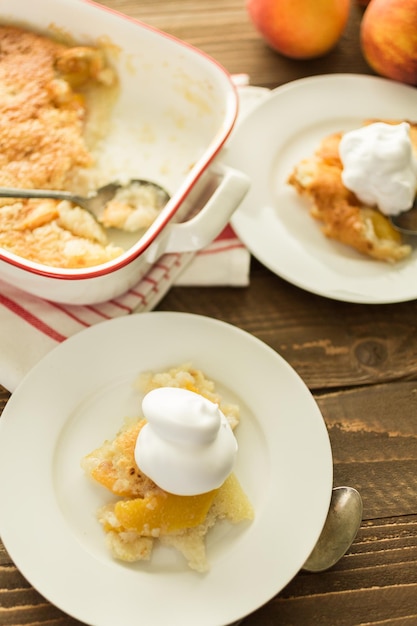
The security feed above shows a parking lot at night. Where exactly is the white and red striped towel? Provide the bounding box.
[0,224,250,392]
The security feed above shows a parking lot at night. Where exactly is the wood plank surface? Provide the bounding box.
[158,260,417,390]
[1,0,417,625]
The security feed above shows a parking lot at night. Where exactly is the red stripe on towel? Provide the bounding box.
[198,241,245,255]
[48,301,92,327]
[84,305,113,320]
[215,224,237,241]
[0,294,67,342]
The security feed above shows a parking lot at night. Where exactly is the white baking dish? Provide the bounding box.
[0,0,249,304]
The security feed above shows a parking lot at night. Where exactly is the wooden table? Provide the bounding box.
[1,1,417,624]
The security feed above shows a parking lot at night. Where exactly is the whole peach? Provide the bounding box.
[360,0,417,85]
[246,0,351,59]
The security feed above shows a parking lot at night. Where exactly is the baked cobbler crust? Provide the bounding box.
[0,26,124,268]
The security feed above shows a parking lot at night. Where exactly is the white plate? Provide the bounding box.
[0,312,332,626]
[226,74,417,304]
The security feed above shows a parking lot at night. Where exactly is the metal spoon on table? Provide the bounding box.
[229,487,362,626]
[389,197,417,235]
[0,179,170,222]
[302,485,363,573]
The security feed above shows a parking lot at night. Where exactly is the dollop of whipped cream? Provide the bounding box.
[339,122,417,216]
[134,387,238,496]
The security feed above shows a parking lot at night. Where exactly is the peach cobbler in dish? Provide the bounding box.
[0,26,167,269]
[81,364,254,573]
[288,120,417,263]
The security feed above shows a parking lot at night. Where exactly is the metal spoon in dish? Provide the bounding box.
[302,486,363,573]
[0,179,170,225]
[389,197,417,235]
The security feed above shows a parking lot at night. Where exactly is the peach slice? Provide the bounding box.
[113,488,218,535]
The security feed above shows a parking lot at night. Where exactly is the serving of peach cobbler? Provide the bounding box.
[81,364,254,573]
[288,119,417,263]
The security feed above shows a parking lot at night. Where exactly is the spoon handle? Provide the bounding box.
[389,199,417,235]
[0,187,82,204]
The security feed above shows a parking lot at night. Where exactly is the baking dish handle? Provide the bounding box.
[146,164,250,262]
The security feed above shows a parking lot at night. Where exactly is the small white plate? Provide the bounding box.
[226,74,417,304]
[0,312,332,626]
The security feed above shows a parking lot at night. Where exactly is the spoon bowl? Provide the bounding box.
[302,486,363,573]
[0,179,170,226]
[389,197,417,235]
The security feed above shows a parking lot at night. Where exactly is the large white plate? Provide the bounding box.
[0,313,332,626]
[227,74,417,304]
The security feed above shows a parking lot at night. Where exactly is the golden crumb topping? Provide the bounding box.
[0,25,123,268]
[0,26,95,189]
